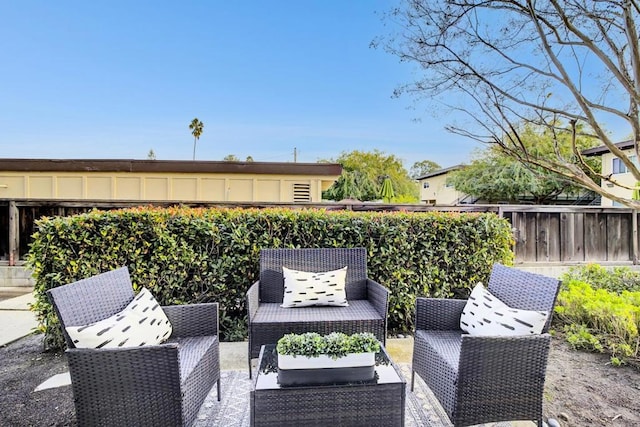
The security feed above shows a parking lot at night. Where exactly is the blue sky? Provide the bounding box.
[1,1,490,168]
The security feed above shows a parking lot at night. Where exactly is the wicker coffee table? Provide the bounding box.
[250,344,406,427]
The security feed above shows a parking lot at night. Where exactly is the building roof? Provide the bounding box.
[416,165,464,180]
[0,159,342,175]
[581,140,635,156]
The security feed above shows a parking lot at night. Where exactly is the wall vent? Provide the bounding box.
[293,183,311,202]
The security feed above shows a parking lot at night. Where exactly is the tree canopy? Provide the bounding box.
[189,118,203,161]
[322,150,419,202]
[410,160,441,179]
[378,0,640,207]
[223,154,240,161]
[452,124,600,203]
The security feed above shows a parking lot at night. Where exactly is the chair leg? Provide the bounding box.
[217,379,221,401]
[248,356,252,379]
[411,370,415,391]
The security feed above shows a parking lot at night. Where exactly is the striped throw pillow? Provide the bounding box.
[460,283,549,336]
[281,266,348,307]
[66,287,172,348]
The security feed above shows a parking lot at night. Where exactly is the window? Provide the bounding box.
[292,183,311,202]
[423,182,430,189]
[612,155,638,174]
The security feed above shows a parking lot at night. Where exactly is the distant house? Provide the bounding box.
[582,140,638,206]
[416,163,597,206]
[416,165,466,205]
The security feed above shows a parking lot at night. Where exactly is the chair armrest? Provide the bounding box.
[458,333,552,389]
[163,303,219,338]
[66,345,182,406]
[415,297,466,331]
[366,278,389,319]
[246,281,260,321]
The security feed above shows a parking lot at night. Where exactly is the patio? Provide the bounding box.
[2,287,638,426]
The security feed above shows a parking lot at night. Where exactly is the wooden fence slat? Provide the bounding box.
[584,213,608,261]
[607,213,632,261]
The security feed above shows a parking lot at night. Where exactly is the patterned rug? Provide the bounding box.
[193,364,515,426]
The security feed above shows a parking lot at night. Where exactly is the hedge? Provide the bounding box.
[27,206,514,350]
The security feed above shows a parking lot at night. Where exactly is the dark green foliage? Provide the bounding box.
[27,207,513,350]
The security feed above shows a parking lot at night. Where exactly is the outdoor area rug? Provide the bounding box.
[193,364,515,427]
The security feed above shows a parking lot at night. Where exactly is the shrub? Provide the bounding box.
[560,263,640,293]
[27,206,513,350]
[555,278,640,366]
[276,332,381,359]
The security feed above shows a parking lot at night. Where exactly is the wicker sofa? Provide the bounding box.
[411,263,561,427]
[246,247,389,378]
[46,267,220,427]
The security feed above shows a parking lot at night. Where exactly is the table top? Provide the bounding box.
[254,344,405,391]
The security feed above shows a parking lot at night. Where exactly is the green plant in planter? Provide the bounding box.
[277,332,381,360]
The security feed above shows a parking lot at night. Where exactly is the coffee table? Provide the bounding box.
[250,344,406,426]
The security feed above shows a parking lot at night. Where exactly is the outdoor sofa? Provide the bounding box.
[246,247,389,377]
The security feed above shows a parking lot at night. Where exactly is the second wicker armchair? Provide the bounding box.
[411,263,561,427]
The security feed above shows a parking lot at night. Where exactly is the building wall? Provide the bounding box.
[0,171,337,203]
[600,149,638,206]
[419,173,463,205]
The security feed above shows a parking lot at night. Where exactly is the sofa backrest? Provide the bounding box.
[259,248,368,303]
[46,266,135,348]
[487,263,561,333]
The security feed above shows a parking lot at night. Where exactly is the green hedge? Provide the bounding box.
[27,206,514,350]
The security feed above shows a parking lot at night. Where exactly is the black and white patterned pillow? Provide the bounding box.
[66,287,173,348]
[460,283,549,336]
[281,266,349,308]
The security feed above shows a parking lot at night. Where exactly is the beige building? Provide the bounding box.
[0,158,342,265]
[0,159,341,203]
[583,141,638,206]
[417,165,465,205]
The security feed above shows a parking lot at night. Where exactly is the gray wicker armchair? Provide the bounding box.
[246,247,389,378]
[411,263,561,427]
[46,267,221,427]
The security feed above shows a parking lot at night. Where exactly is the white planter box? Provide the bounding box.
[278,352,375,370]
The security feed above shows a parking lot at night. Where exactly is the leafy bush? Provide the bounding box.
[27,206,513,350]
[276,332,381,359]
[555,279,640,366]
[560,263,640,293]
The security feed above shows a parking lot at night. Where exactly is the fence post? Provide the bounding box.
[633,210,638,265]
[9,201,19,266]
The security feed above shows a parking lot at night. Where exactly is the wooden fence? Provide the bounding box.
[1,199,637,265]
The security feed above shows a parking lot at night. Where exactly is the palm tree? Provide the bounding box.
[189,118,204,160]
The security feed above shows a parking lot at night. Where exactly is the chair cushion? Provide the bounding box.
[66,287,172,348]
[255,299,380,323]
[460,283,549,336]
[281,266,348,307]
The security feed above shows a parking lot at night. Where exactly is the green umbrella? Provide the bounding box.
[380,177,395,203]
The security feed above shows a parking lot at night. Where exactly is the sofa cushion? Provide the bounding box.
[460,283,549,336]
[255,300,381,323]
[281,266,348,307]
[66,287,172,348]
